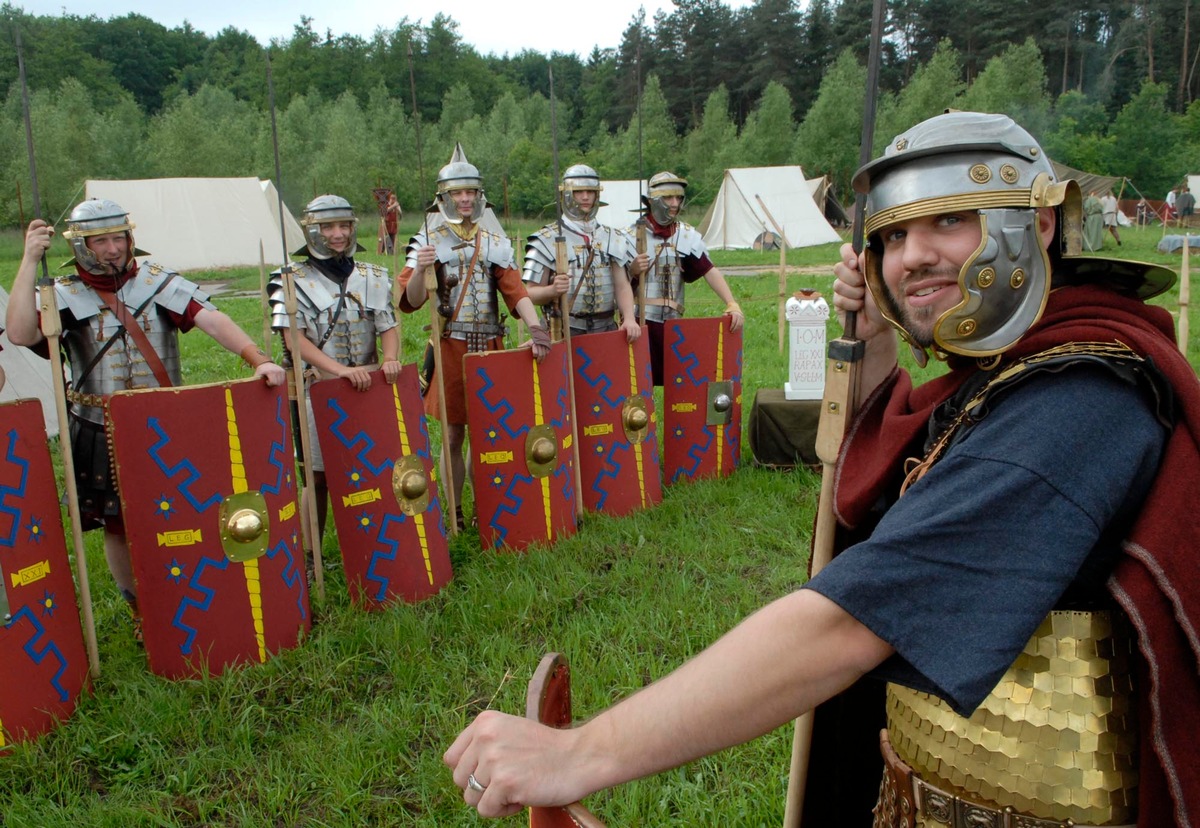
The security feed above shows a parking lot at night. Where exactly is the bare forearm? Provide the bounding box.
[577,590,889,790]
[6,255,44,345]
[703,267,736,306]
[194,308,255,355]
[613,266,636,321]
[514,297,543,330]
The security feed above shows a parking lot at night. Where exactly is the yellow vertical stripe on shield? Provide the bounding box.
[627,341,647,508]
[0,715,6,748]
[716,325,725,476]
[531,360,553,540]
[392,382,434,585]
[226,388,267,663]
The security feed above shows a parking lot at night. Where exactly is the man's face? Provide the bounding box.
[662,194,683,219]
[451,189,478,219]
[877,211,981,347]
[573,190,598,212]
[318,220,354,254]
[85,231,130,275]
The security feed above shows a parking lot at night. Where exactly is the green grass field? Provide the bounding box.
[0,218,1196,826]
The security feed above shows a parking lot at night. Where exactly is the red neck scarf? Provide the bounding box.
[74,260,137,293]
[836,285,1200,827]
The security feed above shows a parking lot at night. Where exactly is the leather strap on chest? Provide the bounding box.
[96,289,175,388]
[73,272,178,389]
[445,232,484,333]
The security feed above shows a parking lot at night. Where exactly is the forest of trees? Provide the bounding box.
[2,0,1200,227]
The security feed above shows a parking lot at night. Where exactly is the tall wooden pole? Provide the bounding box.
[781,0,886,823]
[1180,238,1191,355]
[16,30,100,678]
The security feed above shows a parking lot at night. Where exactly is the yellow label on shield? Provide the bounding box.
[672,402,698,413]
[583,423,613,437]
[342,488,381,507]
[157,529,203,547]
[480,450,514,465]
[10,560,51,588]
[279,501,296,521]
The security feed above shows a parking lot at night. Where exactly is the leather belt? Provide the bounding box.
[642,297,682,312]
[66,389,109,410]
[874,729,1134,828]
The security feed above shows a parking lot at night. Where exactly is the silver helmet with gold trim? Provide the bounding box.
[560,164,604,222]
[853,111,1172,365]
[62,199,137,275]
[300,194,358,260]
[645,171,687,225]
[435,143,486,225]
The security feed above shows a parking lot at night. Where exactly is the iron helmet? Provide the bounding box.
[560,164,604,222]
[299,194,358,260]
[853,111,1173,366]
[435,143,486,225]
[645,171,687,225]
[62,199,137,275]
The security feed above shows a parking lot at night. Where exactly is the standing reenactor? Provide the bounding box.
[397,146,550,528]
[6,200,285,641]
[628,171,744,385]
[268,194,400,544]
[523,164,640,343]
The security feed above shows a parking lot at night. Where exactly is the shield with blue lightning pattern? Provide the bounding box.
[663,316,743,484]
[107,378,310,679]
[309,365,451,608]
[465,342,577,552]
[571,329,661,516]
[0,399,90,748]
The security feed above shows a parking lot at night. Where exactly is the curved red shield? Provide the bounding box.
[571,330,661,516]
[465,343,577,551]
[309,365,452,608]
[108,379,310,680]
[663,317,743,484]
[0,399,89,748]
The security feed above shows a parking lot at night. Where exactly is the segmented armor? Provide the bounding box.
[523,218,634,331]
[627,220,708,324]
[52,263,213,425]
[406,223,516,351]
[268,260,396,369]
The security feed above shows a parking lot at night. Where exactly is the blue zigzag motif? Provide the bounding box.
[261,396,288,496]
[589,441,630,510]
[325,399,391,476]
[146,418,223,514]
[365,514,408,602]
[8,606,70,702]
[472,367,528,440]
[0,428,30,547]
[265,538,307,620]
[573,348,623,409]
[172,554,229,654]
[672,425,715,484]
[667,325,708,387]
[488,473,536,549]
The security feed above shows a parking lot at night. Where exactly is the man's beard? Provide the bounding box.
[881,266,962,348]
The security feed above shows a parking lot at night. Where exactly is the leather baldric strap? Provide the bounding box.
[96,290,174,388]
[72,271,177,388]
[445,232,485,333]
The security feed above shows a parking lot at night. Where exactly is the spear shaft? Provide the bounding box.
[16,29,101,679]
[781,0,885,824]
[266,52,325,601]
[408,39,458,535]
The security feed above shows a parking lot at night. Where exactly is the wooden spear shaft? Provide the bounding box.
[1180,237,1191,356]
[755,195,789,354]
[426,265,458,536]
[16,28,100,678]
[258,241,271,352]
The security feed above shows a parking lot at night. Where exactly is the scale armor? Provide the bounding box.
[268,260,395,369]
[52,263,213,424]
[626,220,707,324]
[523,219,634,328]
[406,223,515,349]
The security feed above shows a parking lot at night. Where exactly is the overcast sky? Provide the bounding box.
[16,0,754,57]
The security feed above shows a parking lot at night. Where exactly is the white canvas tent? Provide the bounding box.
[698,167,841,250]
[84,177,305,272]
[0,286,59,437]
[595,180,648,230]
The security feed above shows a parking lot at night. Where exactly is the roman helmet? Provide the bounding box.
[853,111,1174,366]
[299,194,359,260]
[61,199,138,275]
[645,171,687,225]
[435,143,486,225]
[560,163,604,222]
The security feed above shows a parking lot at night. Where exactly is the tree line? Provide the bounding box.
[2,1,1200,230]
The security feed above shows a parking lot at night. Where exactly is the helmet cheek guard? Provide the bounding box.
[646,171,687,225]
[62,199,137,276]
[561,163,604,222]
[435,144,486,225]
[300,195,357,260]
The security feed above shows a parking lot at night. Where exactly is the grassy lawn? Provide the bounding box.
[0,216,1195,826]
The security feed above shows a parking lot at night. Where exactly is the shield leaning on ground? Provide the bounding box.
[309,365,452,608]
[571,329,661,516]
[107,378,310,680]
[0,399,90,748]
[662,316,743,484]
[465,342,576,551]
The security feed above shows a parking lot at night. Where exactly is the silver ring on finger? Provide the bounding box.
[467,773,487,794]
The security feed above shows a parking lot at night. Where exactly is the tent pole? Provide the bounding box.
[1181,236,1191,357]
